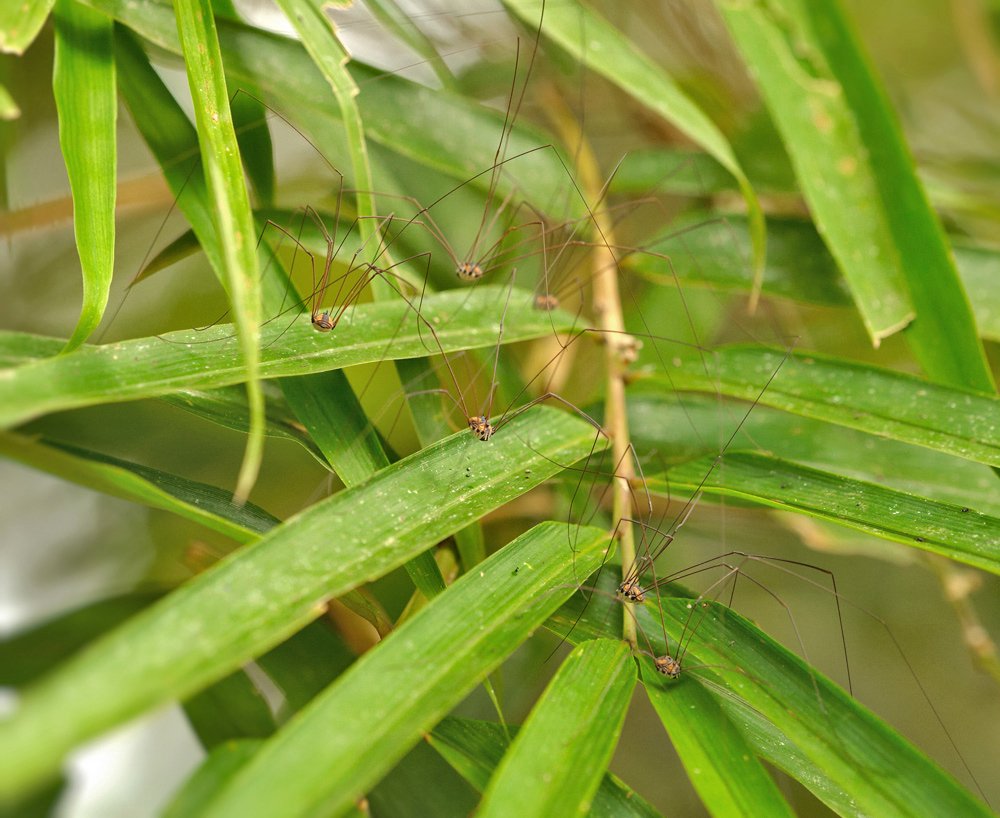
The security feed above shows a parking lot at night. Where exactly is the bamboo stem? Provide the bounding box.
[543,87,640,647]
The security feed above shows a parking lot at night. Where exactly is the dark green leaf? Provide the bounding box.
[197,522,610,818]
[715,0,994,390]
[0,407,603,800]
[651,452,1000,573]
[477,638,635,818]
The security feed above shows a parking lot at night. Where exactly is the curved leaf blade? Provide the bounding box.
[0,432,277,541]
[715,0,993,390]
[627,392,1000,514]
[53,0,116,352]
[173,0,264,501]
[429,717,663,818]
[0,0,54,54]
[477,638,635,818]
[645,346,1000,467]
[650,452,1000,574]
[0,286,571,428]
[199,522,610,818]
[641,660,794,818]
[551,584,992,817]
[0,407,602,801]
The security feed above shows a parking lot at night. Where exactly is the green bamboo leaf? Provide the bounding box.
[649,452,1000,574]
[429,717,663,818]
[660,599,992,818]
[134,228,203,283]
[173,0,263,502]
[368,743,479,818]
[197,522,610,818]
[477,639,635,818]
[631,213,854,307]
[116,30,432,588]
[627,392,1000,514]
[115,28,234,297]
[161,740,262,818]
[0,333,63,366]
[271,0,384,283]
[53,0,116,352]
[950,239,1000,344]
[0,0,55,54]
[550,583,992,817]
[503,0,767,304]
[633,213,1000,343]
[396,357,486,570]
[0,433,277,541]
[230,96,274,204]
[0,407,602,800]
[609,146,798,199]
[714,0,994,390]
[0,286,570,428]
[279,370,447,600]
[644,346,1000,466]
[706,687,872,816]
[640,660,794,818]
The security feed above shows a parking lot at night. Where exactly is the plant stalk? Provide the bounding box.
[543,87,639,647]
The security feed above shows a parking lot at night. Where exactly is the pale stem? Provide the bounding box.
[544,87,639,647]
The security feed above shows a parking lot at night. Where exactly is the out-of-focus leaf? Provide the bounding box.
[644,346,1000,466]
[255,622,355,716]
[715,0,994,391]
[184,670,276,749]
[0,81,19,119]
[631,214,1000,343]
[0,433,278,540]
[90,0,578,219]
[0,0,55,54]
[163,385,328,468]
[627,392,1000,515]
[0,592,160,687]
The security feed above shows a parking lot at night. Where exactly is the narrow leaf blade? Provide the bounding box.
[477,638,635,818]
[0,407,602,800]
[53,0,116,351]
[199,522,611,818]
